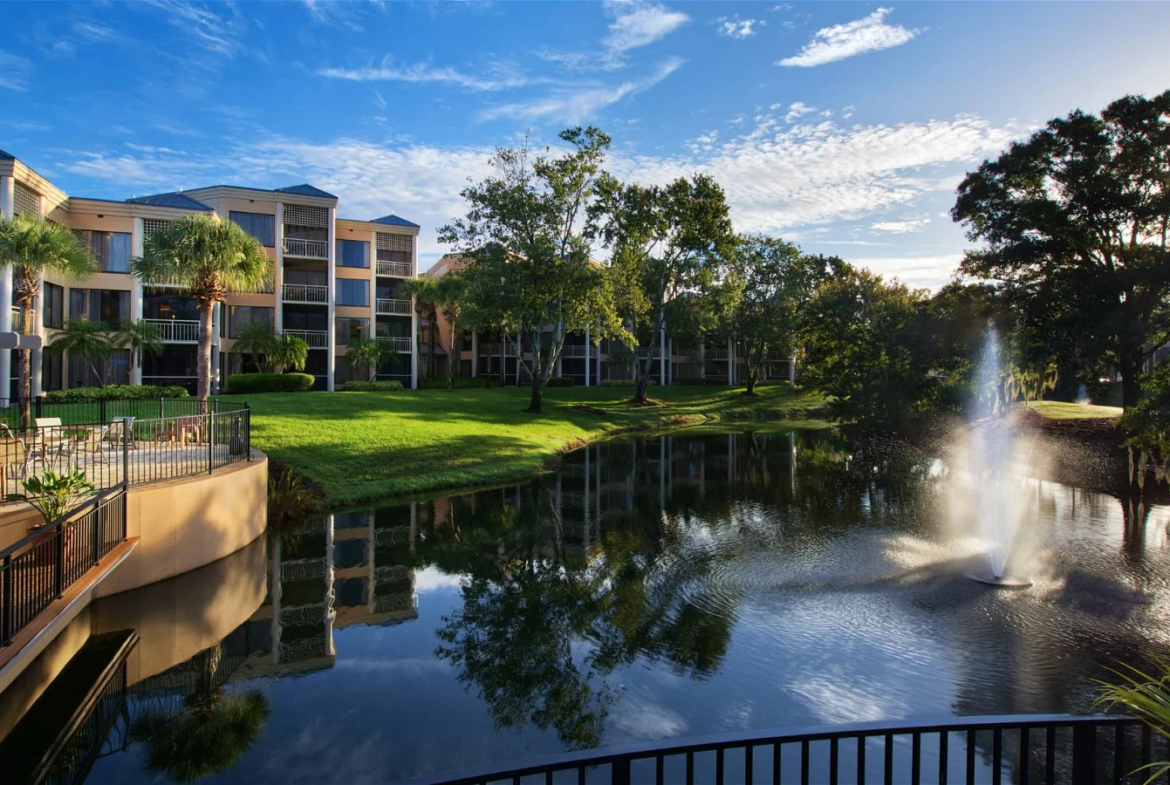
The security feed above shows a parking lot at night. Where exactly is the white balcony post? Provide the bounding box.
[326,207,336,392]
[727,336,734,386]
[789,353,797,385]
[659,324,667,386]
[471,332,478,378]
[29,195,46,397]
[130,218,145,384]
[584,324,590,387]
[410,234,419,389]
[0,176,13,398]
[274,203,284,335]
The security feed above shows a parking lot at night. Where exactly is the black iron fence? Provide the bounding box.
[410,714,1167,785]
[0,397,247,431]
[0,404,252,496]
[0,484,128,647]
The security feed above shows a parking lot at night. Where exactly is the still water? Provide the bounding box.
[75,430,1170,783]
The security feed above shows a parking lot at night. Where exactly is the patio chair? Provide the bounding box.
[34,417,72,470]
[110,416,136,450]
[175,415,205,445]
[0,427,26,498]
[73,424,113,467]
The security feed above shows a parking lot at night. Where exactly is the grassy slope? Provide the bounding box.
[229,384,825,504]
[1026,400,1123,420]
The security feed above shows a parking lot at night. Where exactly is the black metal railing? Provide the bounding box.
[0,484,128,647]
[0,403,252,495]
[409,714,1168,785]
[0,396,247,430]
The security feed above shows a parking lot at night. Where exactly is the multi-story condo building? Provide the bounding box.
[0,149,419,394]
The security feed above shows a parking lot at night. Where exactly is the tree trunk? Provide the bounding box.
[1120,359,1142,409]
[526,376,543,414]
[631,356,650,405]
[17,298,32,432]
[745,368,757,396]
[197,303,214,412]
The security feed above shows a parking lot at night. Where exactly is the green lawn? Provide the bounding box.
[1025,400,1124,420]
[228,384,826,504]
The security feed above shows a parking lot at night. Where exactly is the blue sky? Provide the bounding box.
[3,1,1169,287]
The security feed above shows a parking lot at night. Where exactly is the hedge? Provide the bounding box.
[344,380,405,392]
[227,373,315,394]
[44,385,190,403]
[546,377,576,388]
[598,379,656,387]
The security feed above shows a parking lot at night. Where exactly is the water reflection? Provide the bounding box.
[63,431,1170,782]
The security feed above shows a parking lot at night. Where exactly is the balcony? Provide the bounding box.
[634,346,662,359]
[284,329,329,349]
[385,336,412,353]
[561,345,589,358]
[283,237,328,260]
[145,318,199,343]
[282,284,329,304]
[477,343,516,357]
[375,298,412,316]
[376,260,411,278]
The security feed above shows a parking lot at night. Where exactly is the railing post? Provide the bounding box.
[92,494,101,565]
[54,525,65,598]
[1,554,11,645]
[208,412,214,474]
[159,397,164,419]
[1071,723,1096,785]
[122,424,130,487]
[245,404,252,460]
[100,398,107,423]
[611,757,631,785]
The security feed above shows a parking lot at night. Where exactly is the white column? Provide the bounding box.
[326,206,337,392]
[727,337,734,386]
[274,203,284,334]
[410,236,419,389]
[471,332,479,378]
[0,176,13,398]
[789,354,797,385]
[30,195,46,397]
[659,324,667,385]
[130,218,145,385]
[584,324,590,387]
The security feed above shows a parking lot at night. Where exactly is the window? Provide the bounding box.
[79,231,132,273]
[284,309,328,331]
[229,211,276,247]
[42,353,63,391]
[144,291,198,321]
[43,283,64,329]
[284,268,327,287]
[69,289,129,327]
[335,317,369,345]
[336,239,369,268]
[69,349,130,387]
[375,319,410,338]
[337,279,369,307]
[228,306,274,338]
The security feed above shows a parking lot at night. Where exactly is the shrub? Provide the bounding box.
[344,380,405,392]
[599,379,657,387]
[44,384,190,403]
[417,376,495,390]
[673,377,709,386]
[227,373,315,394]
[547,377,576,388]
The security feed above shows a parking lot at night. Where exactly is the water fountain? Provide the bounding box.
[964,327,1034,588]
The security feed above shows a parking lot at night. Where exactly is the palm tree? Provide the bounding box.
[112,318,164,384]
[342,336,384,382]
[434,273,466,387]
[270,333,308,374]
[0,214,94,427]
[400,277,438,379]
[231,321,279,373]
[133,215,272,405]
[47,320,113,387]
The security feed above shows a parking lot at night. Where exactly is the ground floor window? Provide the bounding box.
[68,349,130,387]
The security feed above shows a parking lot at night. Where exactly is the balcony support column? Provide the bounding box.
[584,324,590,387]
[409,234,419,390]
[130,218,145,385]
[728,336,734,386]
[471,332,478,378]
[326,207,336,392]
[660,323,667,386]
[274,203,284,335]
[0,176,13,398]
[29,194,46,397]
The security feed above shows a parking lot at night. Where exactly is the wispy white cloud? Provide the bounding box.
[0,50,32,91]
[143,0,246,58]
[718,17,764,40]
[871,217,931,233]
[317,58,538,92]
[540,0,689,71]
[480,57,683,124]
[784,101,816,123]
[778,7,919,67]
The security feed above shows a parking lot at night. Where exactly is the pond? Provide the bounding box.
[75,430,1170,783]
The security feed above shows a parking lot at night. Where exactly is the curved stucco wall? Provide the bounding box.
[93,452,268,598]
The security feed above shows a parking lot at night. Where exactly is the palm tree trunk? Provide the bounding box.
[18,298,32,431]
[197,303,213,411]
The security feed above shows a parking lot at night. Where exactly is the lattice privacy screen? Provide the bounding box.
[283,204,328,229]
[142,218,171,240]
[376,232,412,252]
[13,181,40,216]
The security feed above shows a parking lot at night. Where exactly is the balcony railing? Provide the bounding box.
[376,298,412,316]
[282,284,329,304]
[283,237,328,259]
[477,343,516,358]
[145,319,199,343]
[376,260,412,277]
[634,346,662,359]
[386,337,412,353]
[561,345,589,358]
[284,329,329,349]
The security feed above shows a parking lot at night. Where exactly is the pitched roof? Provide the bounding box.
[0,149,13,161]
[126,193,214,211]
[274,184,337,199]
[371,214,420,228]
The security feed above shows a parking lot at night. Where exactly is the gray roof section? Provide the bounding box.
[0,149,13,160]
[126,193,214,211]
[275,184,337,199]
[371,214,420,228]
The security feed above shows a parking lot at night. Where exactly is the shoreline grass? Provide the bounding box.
[227,384,827,505]
[1025,400,1123,420]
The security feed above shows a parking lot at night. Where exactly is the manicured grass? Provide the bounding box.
[228,384,826,505]
[1026,400,1124,420]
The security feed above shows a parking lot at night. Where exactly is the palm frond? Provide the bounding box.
[1095,659,1170,783]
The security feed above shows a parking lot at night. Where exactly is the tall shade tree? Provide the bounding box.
[113,318,164,384]
[441,127,630,413]
[952,90,1170,408]
[434,272,467,387]
[133,214,272,403]
[0,214,94,426]
[47,320,113,388]
[727,238,844,395]
[400,277,439,379]
[594,173,735,404]
[342,336,384,382]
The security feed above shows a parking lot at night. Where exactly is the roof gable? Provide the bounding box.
[126,193,214,211]
[275,184,337,199]
[371,214,420,228]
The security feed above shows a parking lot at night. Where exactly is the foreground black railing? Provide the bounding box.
[0,396,247,430]
[410,714,1168,785]
[0,485,128,647]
